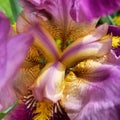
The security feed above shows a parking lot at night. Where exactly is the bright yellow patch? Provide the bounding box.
[113,16,120,26]
[112,36,120,48]
[33,100,53,120]
[12,23,16,32]
[55,38,62,48]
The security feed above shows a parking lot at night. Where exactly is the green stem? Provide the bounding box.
[107,15,115,25]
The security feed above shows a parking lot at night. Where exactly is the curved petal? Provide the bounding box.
[17,11,61,61]
[0,34,33,90]
[60,25,111,67]
[26,0,73,24]
[31,24,61,61]
[32,62,65,103]
[71,0,120,22]
[62,64,120,120]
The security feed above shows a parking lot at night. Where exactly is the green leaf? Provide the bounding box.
[0,0,22,24]
[9,0,22,22]
[0,101,18,119]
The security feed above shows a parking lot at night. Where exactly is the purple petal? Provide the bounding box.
[0,12,10,45]
[0,34,33,89]
[108,25,120,36]
[62,64,120,120]
[27,0,73,23]
[71,0,120,22]
[0,34,33,110]
[113,47,120,57]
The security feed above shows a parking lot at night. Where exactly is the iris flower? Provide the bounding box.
[2,0,120,120]
[0,12,33,112]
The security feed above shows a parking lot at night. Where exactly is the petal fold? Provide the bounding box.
[60,24,111,67]
[71,0,120,22]
[16,11,61,61]
[31,24,61,61]
[32,62,65,103]
[62,64,120,120]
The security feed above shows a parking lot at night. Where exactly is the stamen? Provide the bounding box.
[33,99,53,120]
[51,101,70,120]
[22,91,36,119]
[10,91,36,120]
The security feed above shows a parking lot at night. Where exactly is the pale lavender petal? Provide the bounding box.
[71,0,120,22]
[63,64,120,120]
[32,62,65,103]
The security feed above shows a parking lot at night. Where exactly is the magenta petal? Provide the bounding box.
[0,34,33,89]
[108,25,120,36]
[4,103,33,120]
[0,12,10,45]
[71,0,120,22]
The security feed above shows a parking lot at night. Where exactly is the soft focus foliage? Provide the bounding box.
[0,0,22,24]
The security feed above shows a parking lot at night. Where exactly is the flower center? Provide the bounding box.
[11,91,70,120]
